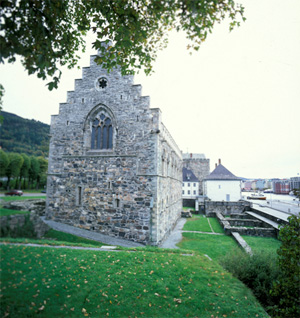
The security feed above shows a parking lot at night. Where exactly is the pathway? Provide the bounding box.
[41,217,144,248]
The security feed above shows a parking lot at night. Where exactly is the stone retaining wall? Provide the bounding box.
[3,199,46,216]
[205,201,251,216]
[216,212,277,237]
[0,212,50,238]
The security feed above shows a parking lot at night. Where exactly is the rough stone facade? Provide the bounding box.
[182,153,210,194]
[46,53,182,245]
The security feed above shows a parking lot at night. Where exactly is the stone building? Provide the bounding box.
[46,53,182,245]
[182,153,210,194]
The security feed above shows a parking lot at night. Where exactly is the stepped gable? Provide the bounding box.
[183,167,199,182]
[205,164,241,180]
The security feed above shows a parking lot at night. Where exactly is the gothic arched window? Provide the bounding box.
[91,113,113,150]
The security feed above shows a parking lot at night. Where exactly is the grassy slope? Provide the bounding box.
[0,245,269,318]
[0,207,31,216]
[242,235,281,254]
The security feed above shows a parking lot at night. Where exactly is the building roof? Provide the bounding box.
[182,153,206,159]
[204,164,241,181]
[183,167,199,182]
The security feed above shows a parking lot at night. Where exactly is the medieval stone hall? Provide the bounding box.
[46,53,182,245]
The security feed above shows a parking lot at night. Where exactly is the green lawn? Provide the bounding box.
[209,217,225,234]
[0,196,46,202]
[0,207,31,216]
[183,215,225,234]
[177,232,238,261]
[242,235,281,254]
[0,245,269,318]
[183,215,212,232]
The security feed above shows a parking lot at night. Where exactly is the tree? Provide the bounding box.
[1,0,245,90]
[5,152,24,189]
[28,156,40,189]
[0,149,9,177]
[270,215,300,318]
[36,156,48,189]
[19,153,31,189]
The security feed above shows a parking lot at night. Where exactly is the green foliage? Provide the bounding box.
[0,83,4,123]
[5,152,24,188]
[1,0,245,88]
[0,111,50,156]
[0,149,9,176]
[270,215,300,318]
[221,248,280,310]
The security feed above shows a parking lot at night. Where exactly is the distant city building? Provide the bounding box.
[273,179,290,194]
[182,167,199,199]
[203,159,242,201]
[256,179,265,190]
[182,153,210,195]
[290,176,300,190]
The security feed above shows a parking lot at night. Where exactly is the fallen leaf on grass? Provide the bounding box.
[174,298,182,304]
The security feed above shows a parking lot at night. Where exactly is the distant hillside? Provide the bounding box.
[0,111,50,157]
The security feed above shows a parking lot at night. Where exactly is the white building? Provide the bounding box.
[204,160,241,202]
[182,167,199,199]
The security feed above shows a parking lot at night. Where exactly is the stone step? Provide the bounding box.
[246,211,279,230]
[231,232,253,255]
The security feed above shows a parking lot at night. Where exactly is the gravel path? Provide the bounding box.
[159,218,187,249]
[41,217,144,248]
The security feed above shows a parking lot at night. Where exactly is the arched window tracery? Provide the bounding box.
[91,113,113,150]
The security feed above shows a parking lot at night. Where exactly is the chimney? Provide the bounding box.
[218,159,221,165]
[215,163,217,169]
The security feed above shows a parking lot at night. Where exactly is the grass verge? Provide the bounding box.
[183,215,212,232]
[0,196,46,202]
[209,217,225,234]
[242,235,281,254]
[177,232,238,261]
[0,207,31,217]
[0,244,269,318]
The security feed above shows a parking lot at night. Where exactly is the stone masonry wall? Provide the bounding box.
[183,154,210,194]
[205,201,251,216]
[46,53,182,245]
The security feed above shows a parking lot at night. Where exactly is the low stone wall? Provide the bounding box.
[216,212,277,238]
[227,218,272,228]
[0,212,50,238]
[3,199,46,216]
[205,201,251,216]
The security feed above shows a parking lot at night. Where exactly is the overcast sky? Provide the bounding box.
[1,0,299,179]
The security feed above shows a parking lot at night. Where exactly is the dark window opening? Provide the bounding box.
[91,114,113,150]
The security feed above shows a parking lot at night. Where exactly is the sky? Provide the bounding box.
[1,0,299,180]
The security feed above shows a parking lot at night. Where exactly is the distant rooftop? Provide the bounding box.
[183,167,199,182]
[183,153,206,159]
[205,159,241,181]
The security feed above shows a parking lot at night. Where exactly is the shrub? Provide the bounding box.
[270,215,300,318]
[221,248,280,309]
